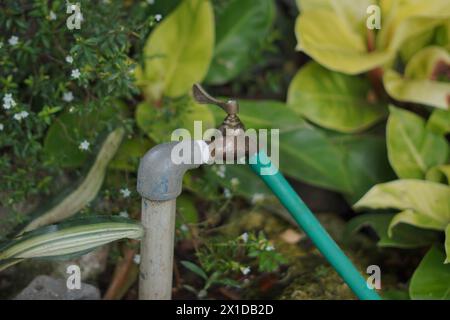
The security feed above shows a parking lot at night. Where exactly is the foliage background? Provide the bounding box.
[0,0,449,299]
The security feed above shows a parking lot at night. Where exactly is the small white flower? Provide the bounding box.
[71,68,81,79]
[133,254,141,264]
[251,193,265,204]
[8,36,19,46]
[224,188,232,199]
[180,224,189,232]
[119,211,129,218]
[240,232,249,243]
[69,106,76,113]
[0,123,4,131]
[3,93,16,110]
[48,11,57,20]
[155,14,163,22]
[20,111,29,119]
[13,111,28,121]
[65,55,74,64]
[79,140,90,151]
[146,0,155,4]
[240,266,251,275]
[63,91,74,102]
[231,177,240,188]
[265,245,275,251]
[120,188,131,198]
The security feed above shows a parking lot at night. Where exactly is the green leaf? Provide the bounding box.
[409,245,450,299]
[427,109,450,135]
[295,0,450,74]
[387,106,448,179]
[345,213,439,248]
[136,98,215,143]
[137,0,214,100]
[354,179,450,231]
[23,128,125,232]
[205,0,275,85]
[109,136,153,172]
[181,260,208,280]
[287,62,387,133]
[389,209,445,234]
[383,47,450,109]
[0,216,143,272]
[295,2,393,74]
[426,165,450,184]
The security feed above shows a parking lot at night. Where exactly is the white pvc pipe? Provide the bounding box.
[139,198,176,300]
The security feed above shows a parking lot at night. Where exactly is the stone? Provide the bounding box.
[14,275,100,300]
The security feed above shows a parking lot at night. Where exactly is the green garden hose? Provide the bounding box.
[249,151,381,300]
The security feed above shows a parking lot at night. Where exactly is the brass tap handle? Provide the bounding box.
[193,83,239,115]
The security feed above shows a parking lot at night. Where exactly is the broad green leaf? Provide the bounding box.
[287,62,387,133]
[377,0,450,50]
[387,106,448,179]
[24,128,125,232]
[344,213,439,248]
[295,9,392,74]
[295,0,450,74]
[354,179,450,230]
[409,245,450,299]
[0,216,143,272]
[205,0,275,85]
[136,98,215,143]
[109,136,153,171]
[383,47,450,109]
[427,109,450,135]
[426,165,450,184]
[209,100,393,200]
[389,210,444,234]
[137,0,214,100]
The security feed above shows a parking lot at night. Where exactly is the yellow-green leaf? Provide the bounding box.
[387,106,448,179]
[426,165,450,184]
[295,8,392,74]
[137,0,214,100]
[389,209,444,234]
[287,61,386,133]
[354,179,450,230]
[427,109,450,135]
[383,47,450,109]
[295,0,450,74]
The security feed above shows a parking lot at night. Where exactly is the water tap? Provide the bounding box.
[193,84,251,162]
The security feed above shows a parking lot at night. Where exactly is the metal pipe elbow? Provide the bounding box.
[137,140,208,201]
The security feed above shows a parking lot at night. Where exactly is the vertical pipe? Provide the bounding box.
[139,198,176,300]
